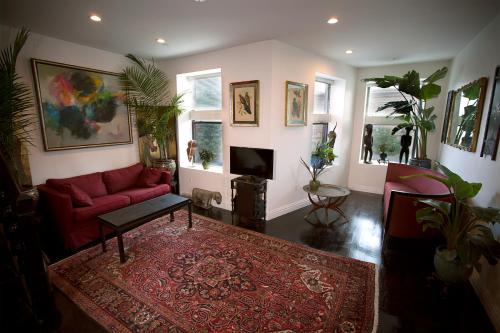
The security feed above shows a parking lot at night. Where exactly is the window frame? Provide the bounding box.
[311,122,329,151]
[189,72,222,112]
[191,120,223,166]
[313,78,332,115]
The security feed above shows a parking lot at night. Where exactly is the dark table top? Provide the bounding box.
[98,193,190,228]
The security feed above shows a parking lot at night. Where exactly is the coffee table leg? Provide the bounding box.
[117,232,126,263]
[170,211,174,222]
[99,224,106,252]
[188,201,193,229]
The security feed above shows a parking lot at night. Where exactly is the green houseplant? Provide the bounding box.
[364,67,448,168]
[301,142,336,191]
[0,28,35,187]
[119,54,183,169]
[199,149,215,170]
[402,164,500,283]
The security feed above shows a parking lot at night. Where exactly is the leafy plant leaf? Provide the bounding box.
[423,67,448,84]
[421,83,441,100]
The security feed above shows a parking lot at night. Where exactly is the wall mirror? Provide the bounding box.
[446,77,488,152]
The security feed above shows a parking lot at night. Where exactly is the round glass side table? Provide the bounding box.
[302,184,351,227]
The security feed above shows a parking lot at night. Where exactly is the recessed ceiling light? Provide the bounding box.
[327,17,339,24]
[345,49,353,54]
[156,38,166,44]
[89,14,101,22]
[194,0,207,2]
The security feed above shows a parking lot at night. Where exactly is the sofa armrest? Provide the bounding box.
[160,170,172,186]
[37,185,75,239]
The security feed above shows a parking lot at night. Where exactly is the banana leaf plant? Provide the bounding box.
[364,67,448,160]
[119,54,183,160]
[401,163,500,272]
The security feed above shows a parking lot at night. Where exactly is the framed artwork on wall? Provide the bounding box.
[31,58,132,151]
[230,80,259,126]
[285,80,308,126]
[441,90,455,143]
[480,65,500,160]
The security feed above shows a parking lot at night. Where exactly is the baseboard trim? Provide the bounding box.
[470,270,500,332]
[267,198,310,221]
[348,184,383,195]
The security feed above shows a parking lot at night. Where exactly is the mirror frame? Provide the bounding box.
[445,77,488,152]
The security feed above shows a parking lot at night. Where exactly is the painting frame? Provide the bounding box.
[480,65,500,160]
[230,80,259,127]
[31,58,133,151]
[441,90,455,143]
[285,80,308,127]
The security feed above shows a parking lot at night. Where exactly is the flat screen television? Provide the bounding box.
[230,146,274,179]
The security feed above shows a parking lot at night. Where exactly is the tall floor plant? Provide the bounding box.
[119,54,183,161]
[0,28,35,185]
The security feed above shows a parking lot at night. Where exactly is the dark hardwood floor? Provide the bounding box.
[53,190,495,333]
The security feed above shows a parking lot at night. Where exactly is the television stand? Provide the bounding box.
[231,175,267,226]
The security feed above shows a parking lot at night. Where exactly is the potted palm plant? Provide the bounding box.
[402,164,500,283]
[0,28,35,187]
[364,67,448,168]
[199,149,215,170]
[119,54,183,171]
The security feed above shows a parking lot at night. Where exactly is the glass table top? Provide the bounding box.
[303,184,351,197]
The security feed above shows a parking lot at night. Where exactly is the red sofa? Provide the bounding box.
[383,163,453,239]
[38,163,171,250]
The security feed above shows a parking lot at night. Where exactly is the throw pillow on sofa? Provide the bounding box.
[136,168,163,188]
[54,183,94,207]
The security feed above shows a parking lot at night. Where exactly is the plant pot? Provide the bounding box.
[379,152,387,161]
[309,180,320,191]
[433,247,473,284]
[202,161,209,170]
[409,158,431,169]
[152,158,176,175]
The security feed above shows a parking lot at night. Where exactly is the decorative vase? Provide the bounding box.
[409,158,431,169]
[433,246,473,284]
[379,152,387,161]
[309,179,320,191]
[202,161,209,170]
[152,158,176,175]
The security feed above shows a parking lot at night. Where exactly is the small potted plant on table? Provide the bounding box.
[301,142,336,191]
[403,164,500,283]
[199,149,215,170]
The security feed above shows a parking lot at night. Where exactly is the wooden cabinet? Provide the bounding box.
[231,176,267,226]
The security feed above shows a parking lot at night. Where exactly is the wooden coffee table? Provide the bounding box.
[98,193,192,263]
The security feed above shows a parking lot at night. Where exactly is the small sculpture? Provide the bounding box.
[186,140,197,165]
[192,188,222,209]
[399,126,413,164]
[327,122,337,149]
[363,124,373,164]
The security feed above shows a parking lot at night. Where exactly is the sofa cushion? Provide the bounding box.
[54,183,94,207]
[73,194,130,224]
[102,163,144,194]
[116,184,170,204]
[47,172,107,198]
[136,168,163,188]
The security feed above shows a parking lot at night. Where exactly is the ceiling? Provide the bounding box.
[1,0,499,67]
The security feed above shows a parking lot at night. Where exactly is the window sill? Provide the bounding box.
[357,160,390,166]
[181,164,223,174]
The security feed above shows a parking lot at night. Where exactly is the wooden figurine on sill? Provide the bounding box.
[399,126,413,164]
[363,124,373,164]
[186,140,197,166]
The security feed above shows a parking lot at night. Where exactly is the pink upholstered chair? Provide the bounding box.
[383,163,453,239]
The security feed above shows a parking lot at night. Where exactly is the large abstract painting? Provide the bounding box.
[31,59,132,151]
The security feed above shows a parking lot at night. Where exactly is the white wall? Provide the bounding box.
[348,60,451,194]
[160,40,357,219]
[0,25,139,185]
[437,14,500,331]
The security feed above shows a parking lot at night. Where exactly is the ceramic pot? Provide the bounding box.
[433,246,472,284]
[409,158,432,169]
[379,152,387,161]
[309,180,320,191]
[202,161,209,170]
[152,158,176,175]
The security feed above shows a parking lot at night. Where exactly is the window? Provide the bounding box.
[311,123,328,151]
[361,83,414,163]
[192,121,223,166]
[191,73,221,110]
[313,80,331,114]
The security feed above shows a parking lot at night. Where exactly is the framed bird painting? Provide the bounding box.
[285,81,308,126]
[230,80,259,126]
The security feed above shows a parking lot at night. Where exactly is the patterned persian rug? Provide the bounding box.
[50,211,378,333]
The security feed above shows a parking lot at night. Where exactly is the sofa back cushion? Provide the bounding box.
[47,172,107,198]
[54,183,94,207]
[102,163,144,194]
[136,168,163,188]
